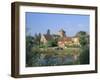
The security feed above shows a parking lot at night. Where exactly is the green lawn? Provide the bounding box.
[32,47,80,58]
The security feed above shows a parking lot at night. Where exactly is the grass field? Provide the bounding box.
[26,47,81,67]
[32,47,80,55]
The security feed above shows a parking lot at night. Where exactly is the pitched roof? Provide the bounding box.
[59,29,65,33]
[58,37,72,42]
[43,34,53,41]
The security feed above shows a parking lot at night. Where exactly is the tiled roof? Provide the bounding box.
[58,37,72,42]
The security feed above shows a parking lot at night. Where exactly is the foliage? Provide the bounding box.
[26,46,80,66]
[77,31,89,47]
[26,30,90,67]
[26,36,41,67]
[26,36,34,66]
[79,46,89,64]
[47,39,57,47]
[77,31,90,64]
[76,31,87,37]
[34,33,41,46]
[47,29,50,35]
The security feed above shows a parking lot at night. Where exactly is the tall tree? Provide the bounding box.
[77,31,89,64]
[26,36,34,66]
[34,33,41,46]
[47,29,50,35]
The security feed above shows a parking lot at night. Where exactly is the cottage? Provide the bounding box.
[58,37,72,48]
[40,29,53,44]
[58,37,80,48]
[40,29,80,48]
[40,34,53,44]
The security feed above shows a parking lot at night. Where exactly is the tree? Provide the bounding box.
[77,31,90,64]
[47,29,50,35]
[34,33,41,46]
[76,31,87,37]
[79,46,89,64]
[38,33,41,46]
[26,36,34,66]
[76,31,89,46]
[47,39,57,47]
[26,36,41,66]
[79,36,88,46]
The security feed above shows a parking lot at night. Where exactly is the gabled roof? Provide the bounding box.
[43,34,53,41]
[59,29,65,33]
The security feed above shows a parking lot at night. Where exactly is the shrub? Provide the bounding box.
[79,46,89,64]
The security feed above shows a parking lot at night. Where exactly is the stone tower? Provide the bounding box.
[47,29,50,35]
[58,29,66,37]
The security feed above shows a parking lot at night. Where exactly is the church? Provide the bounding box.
[57,29,80,48]
[40,29,80,48]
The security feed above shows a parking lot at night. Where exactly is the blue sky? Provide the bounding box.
[26,12,89,37]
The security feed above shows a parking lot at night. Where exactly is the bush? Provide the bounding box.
[26,36,34,66]
[79,46,89,64]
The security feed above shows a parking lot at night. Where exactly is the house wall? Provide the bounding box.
[72,37,80,45]
[40,35,47,44]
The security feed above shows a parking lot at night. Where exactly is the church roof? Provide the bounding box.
[43,34,53,41]
[59,29,65,33]
[58,37,72,42]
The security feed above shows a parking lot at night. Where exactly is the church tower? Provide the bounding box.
[58,29,66,37]
[47,29,50,35]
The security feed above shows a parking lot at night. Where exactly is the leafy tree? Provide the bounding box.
[47,39,57,47]
[34,33,41,46]
[76,31,89,46]
[26,36,41,66]
[26,36,34,66]
[77,31,90,64]
[76,31,87,37]
[47,29,50,35]
[79,36,88,46]
[79,46,89,64]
